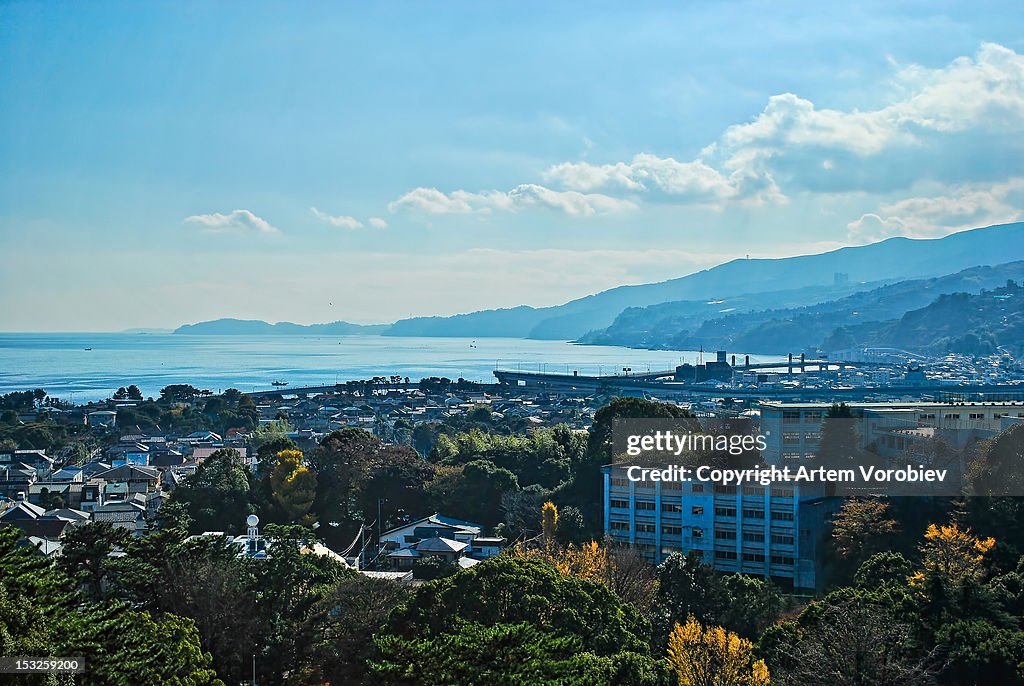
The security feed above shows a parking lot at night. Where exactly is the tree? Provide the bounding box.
[303,575,410,686]
[654,553,783,642]
[760,590,935,686]
[542,501,559,548]
[171,448,252,533]
[831,497,899,580]
[919,522,995,584]
[269,449,317,522]
[126,384,143,400]
[58,521,131,601]
[817,403,864,487]
[854,551,914,589]
[373,622,672,686]
[385,555,651,656]
[159,384,207,404]
[666,616,770,686]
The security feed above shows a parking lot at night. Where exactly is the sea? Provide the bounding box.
[0,333,782,404]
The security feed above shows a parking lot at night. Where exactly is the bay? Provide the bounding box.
[0,333,783,403]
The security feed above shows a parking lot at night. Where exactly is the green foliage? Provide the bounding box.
[159,384,210,404]
[654,553,784,642]
[854,551,914,588]
[431,425,582,490]
[385,555,651,656]
[57,521,132,601]
[304,575,410,686]
[0,527,222,686]
[373,622,671,686]
[171,448,252,533]
[412,555,458,581]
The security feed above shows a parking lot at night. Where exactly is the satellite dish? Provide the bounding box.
[246,514,259,527]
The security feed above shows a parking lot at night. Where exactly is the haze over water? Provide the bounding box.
[0,334,784,404]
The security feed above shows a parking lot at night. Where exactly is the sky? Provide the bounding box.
[1,1,1023,331]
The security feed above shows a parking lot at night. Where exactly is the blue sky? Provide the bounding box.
[1,1,1022,331]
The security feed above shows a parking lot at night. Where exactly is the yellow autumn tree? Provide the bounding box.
[667,616,770,686]
[918,522,995,583]
[270,449,317,522]
[542,501,559,548]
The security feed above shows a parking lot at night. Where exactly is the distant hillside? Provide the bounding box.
[384,222,1024,340]
[174,318,388,335]
[823,280,1024,356]
[583,261,1024,353]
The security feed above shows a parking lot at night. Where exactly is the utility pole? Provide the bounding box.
[377,498,387,566]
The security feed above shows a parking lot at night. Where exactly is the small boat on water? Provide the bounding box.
[271,380,289,387]
[84,348,93,351]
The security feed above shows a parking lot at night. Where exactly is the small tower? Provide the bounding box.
[246,514,260,556]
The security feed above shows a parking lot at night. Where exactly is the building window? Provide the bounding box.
[692,527,704,538]
[742,508,765,519]
[782,410,801,423]
[969,413,984,420]
[771,533,794,545]
[691,484,705,493]
[771,554,795,565]
[771,511,795,522]
[609,521,629,531]
[691,505,704,516]
[742,552,766,562]
[609,499,629,509]
[610,477,629,487]
[804,431,821,442]
[783,432,801,444]
[782,452,801,461]
[636,500,656,511]
[945,414,960,420]
[663,481,683,491]
[771,487,794,498]
[714,485,737,495]
[662,502,683,513]
[743,531,765,543]
[662,525,683,536]
[714,507,736,517]
[742,486,764,497]
[714,550,738,560]
[715,529,737,540]
[635,523,656,533]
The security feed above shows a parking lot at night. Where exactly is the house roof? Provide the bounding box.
[92,464,159,482]
[415,537,467,554]
[46,508,91,522]
[381,513,483,538]
[0,501,47,521]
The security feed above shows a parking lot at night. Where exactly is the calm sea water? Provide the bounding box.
[0,333,781,403]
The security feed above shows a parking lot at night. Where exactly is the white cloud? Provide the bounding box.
[388,44,1024,224]
[389,184,635,217]
[848,177,1024,242]
[722,43,1024,157]
[310,207,363,229]
[368,217,389,229]
[185,209,278,234]
[535,43,1024,210]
